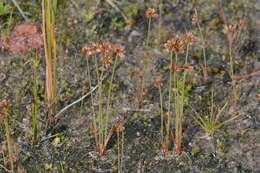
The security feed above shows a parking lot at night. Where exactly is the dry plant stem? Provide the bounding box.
[10,0,29,21]
[166,52,173,147]
[105,55,119,138]
[232,70,260,80]
[42,0,57,119]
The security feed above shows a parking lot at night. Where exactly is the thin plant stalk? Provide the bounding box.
[105,55,119,138]
[42,0,57,118]
[32,52,40,144]
[146,17,152,47]
[86,57,96,126]
[166,52,173,147]
[98,65,105,149]
[158,85,164,145]
[175,45,189,155]
[229,45,237,111]
[117,128,124,173]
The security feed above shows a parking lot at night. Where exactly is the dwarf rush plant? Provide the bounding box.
[223,19,246,112]
[191,90,239,136]
[42,0,57,121]
[137,7,158,108]
[82,42,125,156]
[192,9,207,80]
[156,32,195,154]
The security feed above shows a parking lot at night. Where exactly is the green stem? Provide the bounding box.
[86,56,96,132]
[159,86,164,143]
[229,45,237,110]
[105,55,119,138]
[3,110,14,172]
[167,52,173,146]
[146,17,152,47]
[98,66,104,146]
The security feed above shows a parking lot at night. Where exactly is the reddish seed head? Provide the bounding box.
[164,34,184,53]
[102,54,111,65]
[184,32,195,45]
[154,77,163,88]
[145,8,158,18]
[170,63,181,73]
[113,45,125,58]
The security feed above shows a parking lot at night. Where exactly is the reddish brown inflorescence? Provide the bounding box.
[145,8,158,18]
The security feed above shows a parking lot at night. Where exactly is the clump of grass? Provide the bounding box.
[223,19,246,112]
[191,90,239,137]
[156,32,195,154]
[0,99,14,172]
[42,0,57,122]
[82,42,125,156]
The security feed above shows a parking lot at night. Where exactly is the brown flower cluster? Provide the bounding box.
[223,19,246,46]
[82,42,125,65]
[169,63,194,73]
[0,99,8,120]
[164,32,195,53]
[82,43,124,57]
[145,8,158,18]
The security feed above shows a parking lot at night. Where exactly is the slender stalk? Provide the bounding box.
[98,66,104,149]
[158,85,164,144]
[229,45,237,111]
[166,52,173,146]
[105,55,119,138]
[32,52,40,144]
[86,56,97,142]
[2,106,14,172]
[146,17,152,47]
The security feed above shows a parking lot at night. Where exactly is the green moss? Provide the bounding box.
[192,146,200,154]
